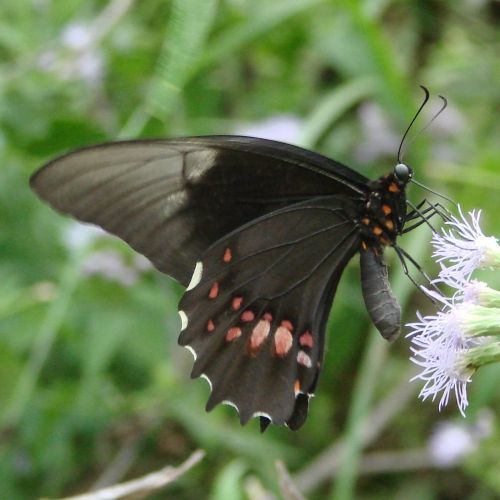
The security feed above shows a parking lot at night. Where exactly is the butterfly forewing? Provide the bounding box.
[30,137,368,286]
[178,197,360,427]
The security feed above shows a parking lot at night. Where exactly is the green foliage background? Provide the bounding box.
[0,0,499,498]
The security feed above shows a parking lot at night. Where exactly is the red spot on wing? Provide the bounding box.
[226,327,242,342]
[206,319,215,332]
[299,331,314,348]
[275,325,293,357]
[223,248,232,263]
[208,282,219,299]
[263,312,273,322]
[247,319,271,355]
[240,310,255,322]
[280,320,294,331]
[231,296,243,310]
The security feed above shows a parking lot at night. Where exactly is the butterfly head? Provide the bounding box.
[393,163,413,186]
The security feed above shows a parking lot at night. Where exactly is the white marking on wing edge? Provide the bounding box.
[222,400,239,412]
[179,310,188,331]
[186,261,203,291]
[200,373,212,391]
[252,411,272,421]
[184,344,197,361]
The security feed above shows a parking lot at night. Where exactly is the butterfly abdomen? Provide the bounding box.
[359,248,401,341]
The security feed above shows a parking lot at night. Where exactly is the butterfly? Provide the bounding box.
[30,134,421,430]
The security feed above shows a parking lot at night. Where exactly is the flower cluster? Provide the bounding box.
[407,207,500,415]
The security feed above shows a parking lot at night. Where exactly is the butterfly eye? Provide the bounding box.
[394,163,413,183]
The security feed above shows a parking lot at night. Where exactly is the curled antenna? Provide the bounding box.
[401,95,448,158]
[397,85,430,163]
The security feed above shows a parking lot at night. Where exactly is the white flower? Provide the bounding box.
[61,23,93,51]
[407,296,491,416]
[62,222,105,252]
[428,421,477,467]
[408,298,500,415]
[428,410,494,467]
[408,321,473,416]
[409,206,500,416]
[432,207,500,284]
[235,115,302,144]
[82,250,139,287]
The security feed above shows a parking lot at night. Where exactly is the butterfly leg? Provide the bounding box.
[392,245,441,301]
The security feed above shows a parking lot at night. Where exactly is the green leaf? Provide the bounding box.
[210,460,247,500]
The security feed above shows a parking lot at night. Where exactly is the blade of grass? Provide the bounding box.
[338,0,413,121]
[121,0,217,137]
[1,251,83,429]
[330,225,437,500]
[298,76,377,148]
[199,0,324,72]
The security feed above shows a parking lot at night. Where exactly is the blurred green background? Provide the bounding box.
[1,0,499,498]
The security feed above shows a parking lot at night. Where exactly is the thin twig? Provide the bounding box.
[90,437,141,490]
[45,450,205,500]
[294,370,419,494]
[276,461,307,500]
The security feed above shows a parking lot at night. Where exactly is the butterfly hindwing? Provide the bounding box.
[178,196,360,427]
[30,137,368,286]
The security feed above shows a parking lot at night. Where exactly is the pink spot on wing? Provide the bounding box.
[206,319,215,332]
[226,327,242,342]
[299,331,314,348]
[263,312,273,322]
[274,325,293,357]
[208,282,219,299]
[231,296,243,310]
[280,320,294,331]
[223,248,232,263]
[240,310,255,322]
[248,319,271,355]
[297,350,312,368]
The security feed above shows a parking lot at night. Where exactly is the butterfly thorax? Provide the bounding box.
[359,172,409,250]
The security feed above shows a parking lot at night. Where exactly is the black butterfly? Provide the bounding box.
[30,133,422,430]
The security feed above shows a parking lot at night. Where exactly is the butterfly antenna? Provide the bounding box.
[397,85,430,164]
[402,94,449,163]
[410,178,458,207]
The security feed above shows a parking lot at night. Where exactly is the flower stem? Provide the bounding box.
[461,342,500,370]
[461,305,500,337]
